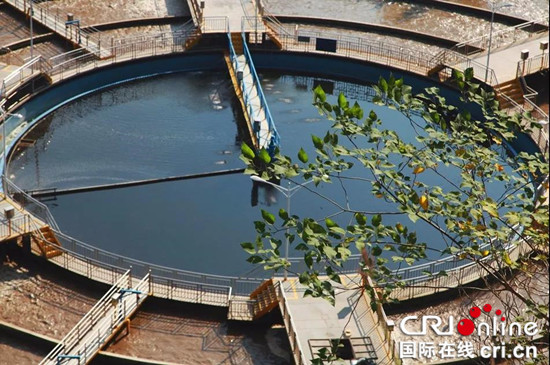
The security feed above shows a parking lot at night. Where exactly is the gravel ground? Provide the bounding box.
[38,0,190,25]
[0,331,45,365]
[104,300,292,364]
[264,0,549,41]
[0,250,291,364]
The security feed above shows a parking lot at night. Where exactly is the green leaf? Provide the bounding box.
[355,213,367,226]
[261,209,276,224]
[312,135,324,149]
[379,78,388,93]
[338,92,348,108]
[241,143,255,159]
[372,214,382,227]
[313,84,326,102]
[247,255,263,264]
[258,148,271,164]
[464,67,474,81]
[240,242,256,254]
[298,148,308,163]
[279,209,289,220]
[372,246,382,256]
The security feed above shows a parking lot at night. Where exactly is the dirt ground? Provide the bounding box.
[38,0,190,25]
[0,332,45,365]
[0,247,291,364]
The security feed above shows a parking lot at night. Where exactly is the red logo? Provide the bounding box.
[457,304,506,336]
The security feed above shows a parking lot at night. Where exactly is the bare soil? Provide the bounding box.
[0,247,291,364]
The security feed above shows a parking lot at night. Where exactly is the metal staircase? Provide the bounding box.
[228,279,279,321]
[33,225,63,259]
[496,78,525,109]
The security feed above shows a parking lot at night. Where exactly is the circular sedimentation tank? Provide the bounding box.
[6,51,531,276]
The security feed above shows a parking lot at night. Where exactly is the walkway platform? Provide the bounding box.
[277,276,394,364]
[3,0,110,59]
[226,32,279,151]
[0,195,47,241]
[201,0,256,33]
[455,32,549,83]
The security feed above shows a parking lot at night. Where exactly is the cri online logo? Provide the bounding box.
[400,303,539,337]
[457,304,504,336]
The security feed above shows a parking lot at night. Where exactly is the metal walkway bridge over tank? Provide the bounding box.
[185,0,281,153]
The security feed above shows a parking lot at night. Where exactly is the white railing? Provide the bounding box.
[3,177,60,231]
[0,25,547,303]
[201,16,229,33]
[264,29,435,75]
[39,270,146,365]
[433,16,550,63]
[275,281,307,365]
[517,52,549,77]
[0,214,32,238]
[360,274,398,361]
[47,29,199,83]
[240,30,280,150]
[0,56,49,99]
[4,0,107,58]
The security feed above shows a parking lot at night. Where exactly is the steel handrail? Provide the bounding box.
[276,281,307,365]
[241,30,280,148]
[0,25,546,301]
[1,55,45,97]
[432,16,550,63]
[39,270,131,365]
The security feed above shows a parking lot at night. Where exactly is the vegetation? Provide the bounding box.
[240,69,548,363]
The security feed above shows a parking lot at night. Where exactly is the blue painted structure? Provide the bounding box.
[226,33,280,154]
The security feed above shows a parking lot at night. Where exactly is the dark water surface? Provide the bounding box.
[9,71,514,275]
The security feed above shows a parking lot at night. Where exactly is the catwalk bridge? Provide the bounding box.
[0,1,548,364]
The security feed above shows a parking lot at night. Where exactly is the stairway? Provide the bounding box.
[496,78,524,109]
[250,279,279,320]
[265,26,283,49]
[231,33,243,54]
[184,28,202,50]
[228,279,279,321]
[33,226,63,258]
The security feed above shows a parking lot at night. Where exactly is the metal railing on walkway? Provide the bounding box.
[432,16,550,64]
[201,16,229,33]
[47,28,199,83]
[4,177,60,231]
[40,270,149,365]
[517,52,549,77]
[275,281,307,365]
[0,21,547,305]
[264,30,434,75]
[240,29,280,150]
[3,0,107,58]
[0,56,50,99]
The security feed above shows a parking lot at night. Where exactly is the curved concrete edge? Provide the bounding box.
[1,16,193,53]
[400,0,546,28]
[0,33,55,53]
[274,14,478,50]
[0,319,181,365]
[83,15,193,32]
